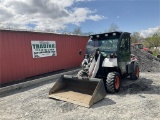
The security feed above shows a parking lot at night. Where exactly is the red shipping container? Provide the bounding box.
[0,30,89,84]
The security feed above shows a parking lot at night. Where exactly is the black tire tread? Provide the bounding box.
[106,72,120,93]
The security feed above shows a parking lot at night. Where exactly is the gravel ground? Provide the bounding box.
[0,72,160,120]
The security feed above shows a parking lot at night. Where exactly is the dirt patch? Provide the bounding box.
[121,78,153,94]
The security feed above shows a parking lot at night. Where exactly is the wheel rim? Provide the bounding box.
[136,67,139,78]
[115,76,120,90]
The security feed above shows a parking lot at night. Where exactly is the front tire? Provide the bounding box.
[106,72,121,93]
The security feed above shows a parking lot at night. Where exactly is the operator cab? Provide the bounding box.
[86,32,131,74]
[86,32,130,58]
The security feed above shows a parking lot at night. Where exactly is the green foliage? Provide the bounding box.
[143,32,160,48]
[152,50,159,57]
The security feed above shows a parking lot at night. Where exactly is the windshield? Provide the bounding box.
[86,39,118,54]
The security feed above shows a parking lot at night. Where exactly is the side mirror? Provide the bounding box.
[79,50,82,55]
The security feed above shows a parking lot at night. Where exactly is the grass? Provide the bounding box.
[150,48,159,57]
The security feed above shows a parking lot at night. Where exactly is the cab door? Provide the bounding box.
[118,35,131,74]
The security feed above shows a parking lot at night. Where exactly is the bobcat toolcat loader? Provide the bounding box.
[49,32,139,107]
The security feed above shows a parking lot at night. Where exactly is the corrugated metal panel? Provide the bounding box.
[0,30,89,84]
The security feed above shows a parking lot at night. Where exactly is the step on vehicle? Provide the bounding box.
[49,32,139,107]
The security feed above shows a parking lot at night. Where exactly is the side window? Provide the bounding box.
[120,37,130,52]
[126,37,130,52]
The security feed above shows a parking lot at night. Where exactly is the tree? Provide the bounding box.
[107,23,119,32]
[143,37,154,48]
[152,33,160,48]
[131,32,143,43]
[83,32,93,36]
[72,27,82,35]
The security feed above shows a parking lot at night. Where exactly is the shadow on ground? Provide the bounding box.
[92,98,116,108]
[119,77,160,95]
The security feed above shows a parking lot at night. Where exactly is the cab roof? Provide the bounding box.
[90,31,130,40]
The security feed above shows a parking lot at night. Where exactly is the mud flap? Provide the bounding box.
[49,75,106,107]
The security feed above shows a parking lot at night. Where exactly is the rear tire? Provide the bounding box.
[130,62,139,80]
[106,72,121,93]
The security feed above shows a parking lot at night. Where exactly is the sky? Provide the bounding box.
[0,0,160,37]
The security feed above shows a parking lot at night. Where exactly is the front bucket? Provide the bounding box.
[49,75,106,107]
